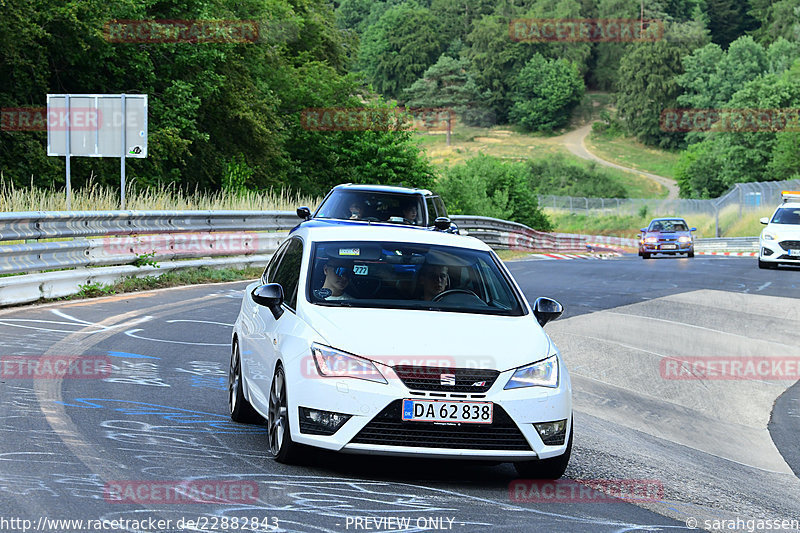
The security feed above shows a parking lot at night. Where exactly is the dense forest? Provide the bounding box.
[1,0,799,220]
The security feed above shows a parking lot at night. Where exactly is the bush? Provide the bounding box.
[509,54,584,132]
[437,155,552,231]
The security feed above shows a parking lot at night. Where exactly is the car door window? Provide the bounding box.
[425,197,437,225]
[271,238,303,310]
[433,196,447,218]
[263,241,288,283]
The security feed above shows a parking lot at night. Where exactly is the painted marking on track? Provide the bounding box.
[166,319,234,327]
[757,282,772,292]
[107,351,160,360]
[123,328,228,347]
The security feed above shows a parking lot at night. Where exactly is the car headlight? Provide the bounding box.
[762,232,775,241]
[644,237,658,244]
[504,355,559,389]
[311,343,387,384]
[678,236,691,243]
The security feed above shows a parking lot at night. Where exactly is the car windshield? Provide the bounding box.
[649,220,688,232]
[307,241,524,316]
[315,191,425,226]
[771,208,800,225]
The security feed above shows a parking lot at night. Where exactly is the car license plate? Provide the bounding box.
[790,249,800,257]
[402,399,493,424]
[661,244,677,250]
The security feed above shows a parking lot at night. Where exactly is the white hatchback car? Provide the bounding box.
[230,221,572,478]
[759,191,800,269]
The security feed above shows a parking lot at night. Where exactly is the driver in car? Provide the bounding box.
[419,264,449,300]
[315,259,354,301]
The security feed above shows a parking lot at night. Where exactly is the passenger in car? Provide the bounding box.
[419,263,449,300]
[347,201,365,220]
[402,202,419,225]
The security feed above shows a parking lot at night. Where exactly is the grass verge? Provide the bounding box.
[548,204,770,239]
[585,132,681,181]
[65,266,262,301]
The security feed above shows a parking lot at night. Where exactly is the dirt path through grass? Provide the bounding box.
[556,124,680,199]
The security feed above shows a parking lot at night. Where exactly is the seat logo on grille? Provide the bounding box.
[440,373,455,386]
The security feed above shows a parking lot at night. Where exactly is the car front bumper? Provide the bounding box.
[640,242,693,254]
[283,360,572,460]
[759,240,800,263]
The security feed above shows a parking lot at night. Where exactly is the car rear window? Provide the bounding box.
[315,190,425,225]
[306,241,525,316]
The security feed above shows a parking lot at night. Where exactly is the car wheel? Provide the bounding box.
[758,258,776,269]
[642,253,651,259]
[687,251,694,258]
[229,341,263,423]
[269,365,301,463]
[514,423,573,479]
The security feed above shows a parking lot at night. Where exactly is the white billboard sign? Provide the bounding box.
[47,94,147,157]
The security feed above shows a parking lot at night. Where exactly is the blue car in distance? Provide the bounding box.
[638,218,696,259]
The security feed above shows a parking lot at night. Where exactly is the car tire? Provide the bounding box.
[642,253,651,259]
[758,258,776,269]
[229,341,264,424]
[687,251,694,258]
[514,423,573,479]
[269,365,301,464]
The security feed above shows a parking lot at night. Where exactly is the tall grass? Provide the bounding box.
[0,173,320,212]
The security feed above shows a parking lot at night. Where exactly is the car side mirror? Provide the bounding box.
[533,297,563,327]
[252,283,284,319]
[640,228,648,233]
[690,227,697,232]
[434,217,452,231]
[760,217,769,225]
[297,206,311,220]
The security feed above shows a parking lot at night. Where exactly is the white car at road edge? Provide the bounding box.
[758,191,800,269]
[229,220,573,478]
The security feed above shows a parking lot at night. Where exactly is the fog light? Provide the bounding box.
[298,407,351,435]
[534,419,567,445]
[762,248,773,256]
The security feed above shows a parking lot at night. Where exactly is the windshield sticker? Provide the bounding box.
[339,248,360,256]
[353,264,368,276]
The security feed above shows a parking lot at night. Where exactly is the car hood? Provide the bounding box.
[645,231,692,238]
[764,224,800,239]
[298,305,550,372]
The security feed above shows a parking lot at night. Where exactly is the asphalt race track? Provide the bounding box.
[0,254,798,533]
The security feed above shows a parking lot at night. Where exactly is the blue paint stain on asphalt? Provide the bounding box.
[107,351,160,359]
[54,398,266,433]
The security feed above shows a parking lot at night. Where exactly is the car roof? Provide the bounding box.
[777,202,800,209]
[331,183,434,196]
[649,217,687,222]
[290,219,491,251]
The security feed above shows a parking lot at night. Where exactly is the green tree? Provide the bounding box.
[615,38,689,148]
[402,55,488,145]
[508,54,584,132]
[749,0,800,44]
[358,3,448,100]
[704,0,756,47]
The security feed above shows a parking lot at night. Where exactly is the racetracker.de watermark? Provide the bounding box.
[103,19,259,43]
[1,107,101,132]
[660,108,800,132]
[300,355,497,380]
[300,107,456,132]
[509,18,664,42]
[101,233,265,257]
[0,356,112,379]
[660,357,800,381]
[103,480,259,504]
[509,479,664,503]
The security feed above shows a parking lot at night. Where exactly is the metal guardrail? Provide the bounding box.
[0,210,757,306]
[0,210,298,242]
[693,237,759,251]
